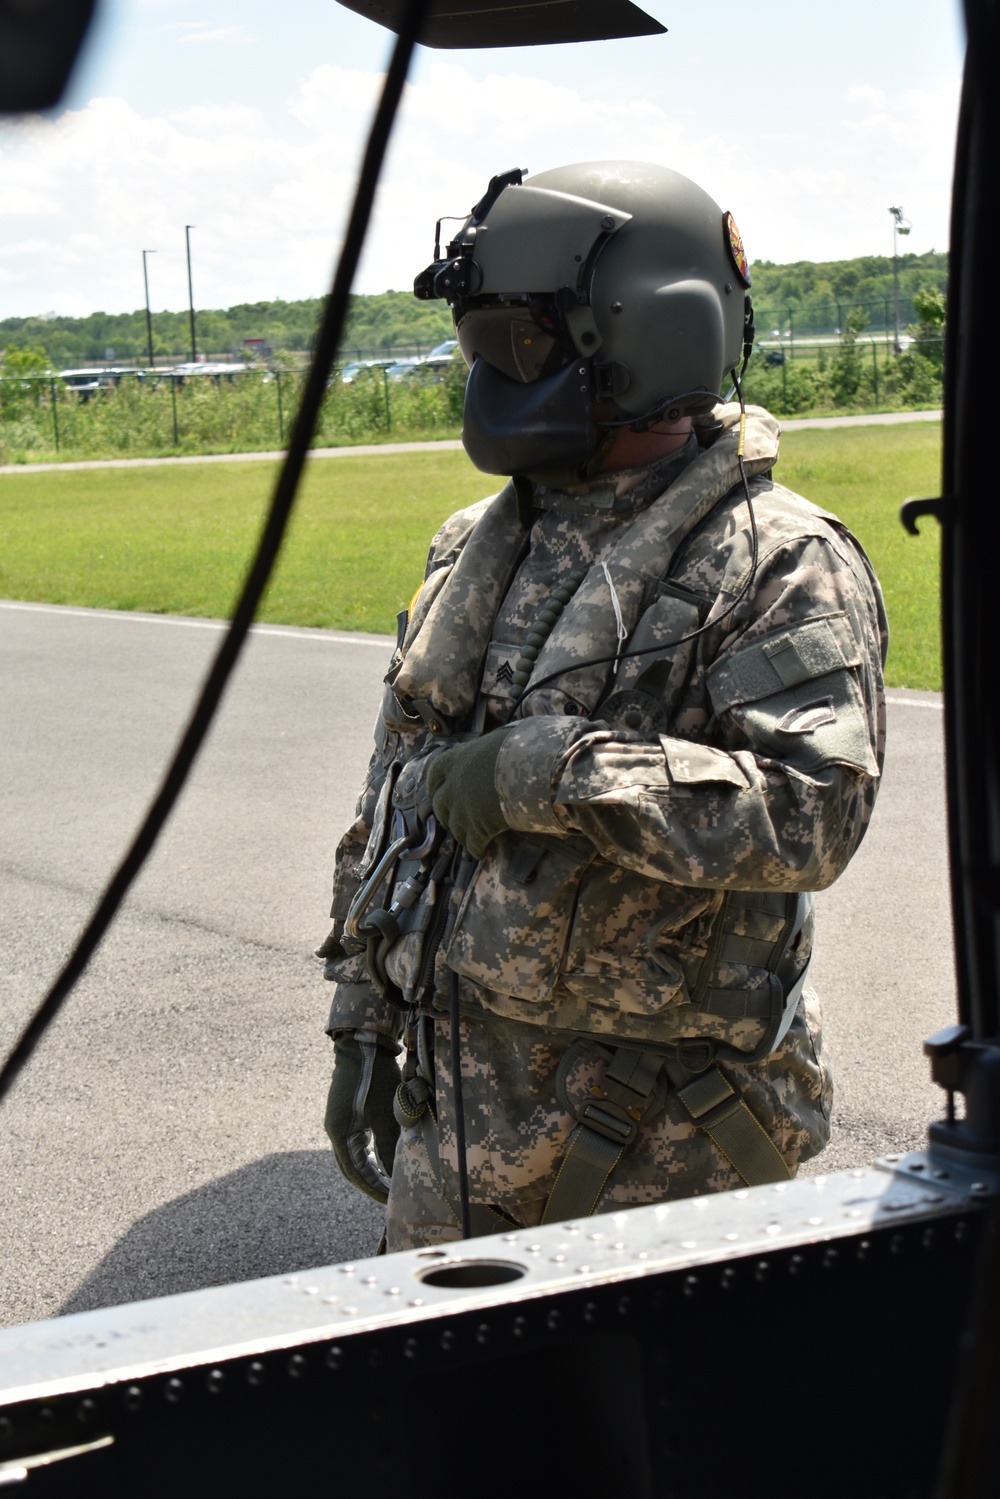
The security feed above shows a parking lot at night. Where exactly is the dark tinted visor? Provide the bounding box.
[456,303,571,384]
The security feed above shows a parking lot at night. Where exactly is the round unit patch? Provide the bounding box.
[723,211,751,287]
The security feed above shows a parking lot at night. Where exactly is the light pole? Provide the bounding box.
[142,249,156,369]
[888,205,911,352]
[185,225,197,363]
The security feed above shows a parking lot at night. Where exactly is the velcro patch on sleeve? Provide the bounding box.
[707,613,861,715]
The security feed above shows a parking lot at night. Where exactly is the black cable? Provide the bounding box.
[513,374,759,714]
[0,0,431,1110]
[448,967,473,1239]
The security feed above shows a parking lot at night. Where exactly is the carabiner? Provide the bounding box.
[406,813,439,862]
[344,815,439,941]
[345,829,418,940]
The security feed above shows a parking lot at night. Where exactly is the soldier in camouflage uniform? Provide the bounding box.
[318,162,887,1250]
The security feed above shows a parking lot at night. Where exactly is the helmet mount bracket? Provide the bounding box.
[564,302,603,356]
[593,361,632,399]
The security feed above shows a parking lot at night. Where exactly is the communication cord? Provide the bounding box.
[0,0,431,1110]
[513,371,759,714]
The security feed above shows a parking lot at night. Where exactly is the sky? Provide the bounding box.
[0,0,966,320]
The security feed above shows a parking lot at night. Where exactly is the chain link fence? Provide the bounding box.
[0,361,467,461]
[0,335,942,463]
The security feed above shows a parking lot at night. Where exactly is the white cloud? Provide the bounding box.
[175,25,254,45]
[166,104,266,134]
[0,61,960,319]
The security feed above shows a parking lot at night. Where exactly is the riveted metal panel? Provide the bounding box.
[0,1155,994,1498]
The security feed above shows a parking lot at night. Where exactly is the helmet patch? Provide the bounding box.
[724,211,751,288]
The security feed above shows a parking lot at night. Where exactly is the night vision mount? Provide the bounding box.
[413,167,527,302]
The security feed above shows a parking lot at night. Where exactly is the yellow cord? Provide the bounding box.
[738,409,747,459]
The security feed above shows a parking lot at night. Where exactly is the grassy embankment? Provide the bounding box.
[0,423,942,688]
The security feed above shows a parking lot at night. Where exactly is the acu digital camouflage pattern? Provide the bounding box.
[322,403,887,1245]
[383,989,831,1250]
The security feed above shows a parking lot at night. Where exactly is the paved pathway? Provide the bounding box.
[0,411,941,477]
[0,601,954,1328]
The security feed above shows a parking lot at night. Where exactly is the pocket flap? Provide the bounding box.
[659,738,750,788]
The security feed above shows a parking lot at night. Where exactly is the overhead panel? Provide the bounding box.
[335,0,666,48]
[0,0,98,112]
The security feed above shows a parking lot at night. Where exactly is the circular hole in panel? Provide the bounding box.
[417,1259,527,1289]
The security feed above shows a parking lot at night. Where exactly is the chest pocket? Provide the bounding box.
[595,583,705,734]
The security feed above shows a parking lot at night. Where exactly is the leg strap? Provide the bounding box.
[668,1062,792,1186]
[540,1046,792,1226]
[541,1048,664,1224]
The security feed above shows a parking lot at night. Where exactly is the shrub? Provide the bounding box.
[883,350,942,408]
[740,357,821,415]
[829,308,872,407]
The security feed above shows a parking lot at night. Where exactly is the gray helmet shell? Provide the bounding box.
[414,160,751,473]
[526,161,746,417]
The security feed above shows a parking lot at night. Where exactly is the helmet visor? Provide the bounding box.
[456,303,572,384]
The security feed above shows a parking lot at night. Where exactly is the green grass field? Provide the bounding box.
[0,422,942,688]
[774,424,941,689]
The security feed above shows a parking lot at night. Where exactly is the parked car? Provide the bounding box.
[163,362,246,386]
[337,358,397,384]
[386,341,461,382]
[56,368,102,396]
[56,367,137,398]
[385,357,424,381]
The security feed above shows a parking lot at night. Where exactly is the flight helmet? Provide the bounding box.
[414,160,754,476]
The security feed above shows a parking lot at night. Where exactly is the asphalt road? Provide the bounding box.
[0,600,955,1329]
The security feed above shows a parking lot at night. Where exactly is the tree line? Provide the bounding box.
[0,290,454,370]
[750,249,947,336]
[0,248,948,371]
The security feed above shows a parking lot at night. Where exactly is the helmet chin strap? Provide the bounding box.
[579,425,621,476]
[525,424,618,489]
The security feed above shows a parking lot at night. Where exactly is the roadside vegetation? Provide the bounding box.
[0,358,469,464]
[741,289,945,417]
[0,269,946,465]
[0,315,943,467]
[0,252,947,367]
[0,424,942,688]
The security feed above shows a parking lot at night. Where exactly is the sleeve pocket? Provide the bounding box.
[706,613,878,776]
[723,670,877,774]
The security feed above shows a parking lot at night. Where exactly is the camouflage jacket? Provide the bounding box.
[323,404,887,1063]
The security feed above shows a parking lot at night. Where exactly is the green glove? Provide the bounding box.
[426,727,514,859]
[324,1030,401,1203]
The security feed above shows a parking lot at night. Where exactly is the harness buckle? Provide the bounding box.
[580,1095,642,1146]
[675,1067,740,1129]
